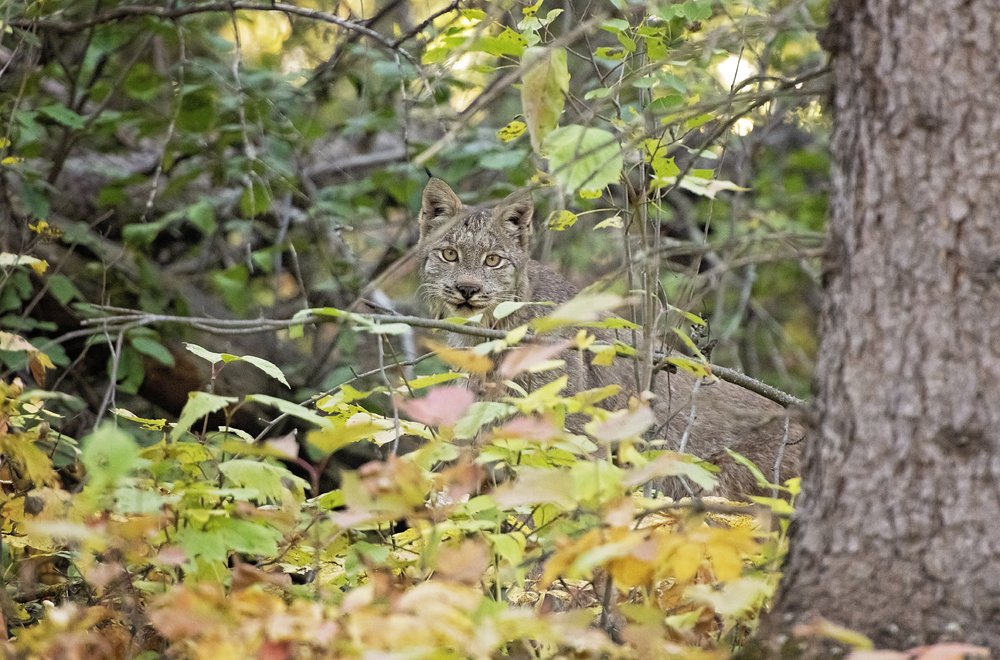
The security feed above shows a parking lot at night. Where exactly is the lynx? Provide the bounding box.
[416,178,802,499]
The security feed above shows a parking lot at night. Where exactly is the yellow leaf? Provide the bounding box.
[566,383,621,410]
[423,339,492,375]
[573,330,595,350]
[307,414,395,454]
[28,220,63,241]
[793,617,874,650]
[497,119,527,142]
[708,543,743,581]
[685,576,773,618]
[0,431,57,486]
[666,540,703,582]
[0,331,35,352]
[113,408,168,431]
[521,47,569,152]
[511,375,568,413]
[28,350,54,385]
[531,292,624,334]
[402,372,466,390]
[493,466,577,510]
[504,324,529,344]
[521,0,544,16]
[664,355,714,380]
[546,209,577,231]
[540,529,602,587]
[593,215,623,230]
[607,553,656,589]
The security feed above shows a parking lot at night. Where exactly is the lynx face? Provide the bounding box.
[417,179,533,319]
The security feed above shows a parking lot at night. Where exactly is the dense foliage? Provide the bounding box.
[0,0,835,656]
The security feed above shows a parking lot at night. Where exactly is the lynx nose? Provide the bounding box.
[455,283,481,300]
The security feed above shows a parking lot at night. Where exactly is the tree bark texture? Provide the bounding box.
[768,0,1000,650]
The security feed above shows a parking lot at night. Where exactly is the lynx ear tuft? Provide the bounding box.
[494,190,534,248]
[419,178,463,238]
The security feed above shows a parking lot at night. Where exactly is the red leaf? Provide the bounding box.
[489,415,563,442]
[398,386,475,427]
[499,340,571,378]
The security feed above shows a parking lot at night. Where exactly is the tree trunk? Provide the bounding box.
[766,0,1000,651]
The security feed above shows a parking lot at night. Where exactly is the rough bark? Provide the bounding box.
[766,0,1000,651]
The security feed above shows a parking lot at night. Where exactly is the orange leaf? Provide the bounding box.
[423,338,493,375]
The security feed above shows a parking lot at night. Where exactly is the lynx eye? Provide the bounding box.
[440,247,459,262]
[484,254,503,268]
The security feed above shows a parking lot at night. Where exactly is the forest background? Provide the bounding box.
[0,0,945,656]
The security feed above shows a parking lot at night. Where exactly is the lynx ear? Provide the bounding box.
[493,190,534,248]
[419,178,463,238]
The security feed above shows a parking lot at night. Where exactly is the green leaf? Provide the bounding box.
[219,458,309,501]
[238,355,290,388]
[487,531,526,567]
[543,125,623,194]
[171,392,238,441]
[46,274,82,305]
[494,300,546,320]
[454,402,515,440]
[680,0,713,21]
[183,343,289,387]
[532,292,623,333]
[186,200,217,234]
[667,303,707,327]
[113,346,145,395]
[240,180,271,217]
[184,342,225,364]
[38,104,87,129]
[176,517,281,565]
[724,448,783,491]
[520,47,570,153]
[584,87,613,100]
[664,355,713,379]
[81,423,140,487]
[601,18,630,32]
[245,393,331,429]
[474,27,527,57]
[129,336,175,367]
[481,148,528,170]
[224,518,282,556]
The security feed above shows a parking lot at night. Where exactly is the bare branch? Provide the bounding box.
[79,305,806,408]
